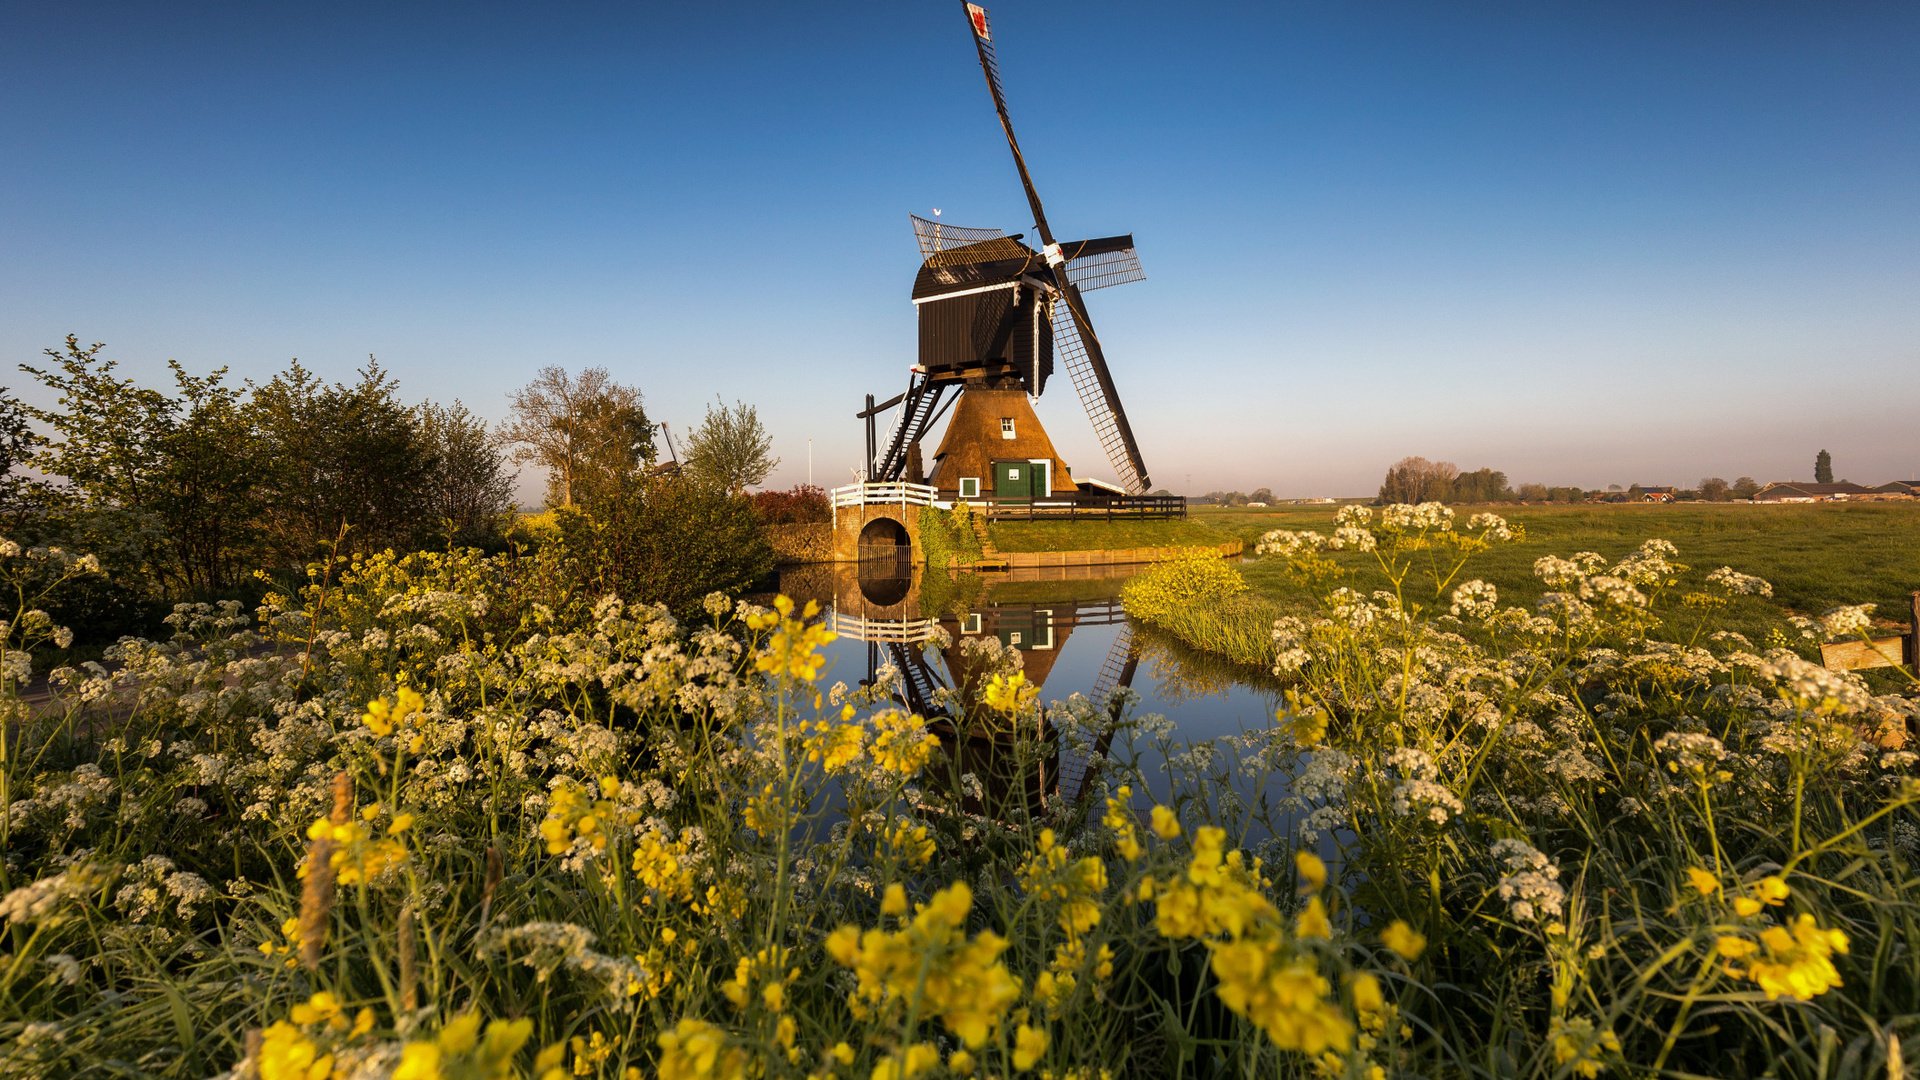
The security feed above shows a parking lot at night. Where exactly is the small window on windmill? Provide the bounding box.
[1000,417,1015,439]
[1007,467,1020,481]
[959,477,979,499]
[962,613,982,635]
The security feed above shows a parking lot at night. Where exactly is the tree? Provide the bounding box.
[1515,482,1549,502]
[1697,477,1731,502]
[249,359,433,567]
[420,401,516,549]
[0,387,51,533]
[1731,477,1761,500]
[501,366,654,509]
[1248,487,1276,504]
[685,398,778,493]
[20,336,177,588]
[1449,468,1511,504]
[1815,449,1833,484]
[156,363,266,595]
[1377,457,1458,504]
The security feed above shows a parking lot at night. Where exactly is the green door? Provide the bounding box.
[993,461,1028,498]
[992,461,1048,498]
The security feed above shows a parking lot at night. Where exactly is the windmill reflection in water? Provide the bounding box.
[783,559,1138,822]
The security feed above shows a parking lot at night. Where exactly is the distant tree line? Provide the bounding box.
[1373,455,1776,506]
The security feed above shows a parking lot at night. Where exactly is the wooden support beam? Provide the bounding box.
[1910,591,1920,670]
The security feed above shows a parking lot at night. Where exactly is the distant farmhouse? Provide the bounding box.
[1640,486,1678,503]
[1748,480,1917,503]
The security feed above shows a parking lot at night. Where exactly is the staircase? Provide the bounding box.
[874,374,948,482]
[886,641,950,719]
[1053,306,1145,494]
[967,515,1008,571]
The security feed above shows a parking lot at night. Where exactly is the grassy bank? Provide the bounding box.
[987,516,1231,553]
[1192,502,1920,647]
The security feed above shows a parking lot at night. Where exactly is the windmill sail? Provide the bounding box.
[1051,294,1150,493]
[960,2,1153,493]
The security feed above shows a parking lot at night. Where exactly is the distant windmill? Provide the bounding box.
[860,2,1153,498]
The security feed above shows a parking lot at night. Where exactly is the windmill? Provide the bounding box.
[860,2,1153,498]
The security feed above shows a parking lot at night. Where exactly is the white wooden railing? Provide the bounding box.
[830,482,942,509]
[829,612,944,644]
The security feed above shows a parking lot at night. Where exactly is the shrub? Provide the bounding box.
[918,503,983,571]
[559,475,774,619]
[750,484,830,524]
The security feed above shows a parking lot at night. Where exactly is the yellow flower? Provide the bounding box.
[1381,920,1426,961]
[948,1049,975,1076]
[753,595,836,683]
[362,685,425,738]
[803,717,867,774]
[1206,940,1354,1055]
[1683,866,1718,898]
[1550,1017,1621,1078]
[289,991,342,1028]
[825,881,1021,1048]
[888,822,935,868]
[871,1043,940,1080]
[722,945,797,1013]
[1012,1024,1050,1070]
[1103,787,1141,861]
[391,1042,440,1080]
[1348,972,1389,1032]
[657,1018,747,1080]
[1294,896,1333,940]
[870,710,936,777]
[1018,829,1108,938]
[982,672,1040,715]
[1723,914,1850,1001]
[259,1020,334,1080]
[1294,850,1327,891]
[1150,805,1181,840]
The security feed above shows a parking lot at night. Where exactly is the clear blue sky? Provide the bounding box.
[4,1,1916,498]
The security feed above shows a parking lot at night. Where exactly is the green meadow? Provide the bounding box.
[1200,501,1920,645]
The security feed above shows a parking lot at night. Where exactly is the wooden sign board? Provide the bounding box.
[1820,635,1910,672]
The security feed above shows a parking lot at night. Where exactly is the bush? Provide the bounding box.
[560,475,775,619]
[1122,555,1274,668]
[750,484,830,524]
[918,503,983,571]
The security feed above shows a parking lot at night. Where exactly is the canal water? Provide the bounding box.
[776,558,1288,809]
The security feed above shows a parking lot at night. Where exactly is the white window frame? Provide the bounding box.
[962,613,982,635]
[958,477,979,499]
[1031,609,1055,650]
[1000,417,1015,439]
[1006,466,1021,482]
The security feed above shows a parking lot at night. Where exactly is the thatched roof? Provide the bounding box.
[926,387,1075,494]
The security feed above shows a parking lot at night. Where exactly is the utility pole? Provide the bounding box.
[808,438,813,488]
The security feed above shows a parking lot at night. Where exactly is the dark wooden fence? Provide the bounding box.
[975,493,1187,521]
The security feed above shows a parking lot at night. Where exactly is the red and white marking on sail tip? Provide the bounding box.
[967,4,991,40]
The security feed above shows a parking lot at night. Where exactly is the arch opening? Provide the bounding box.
[855,516,913,604]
